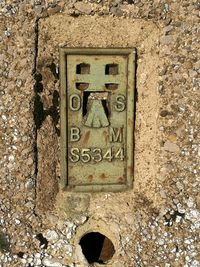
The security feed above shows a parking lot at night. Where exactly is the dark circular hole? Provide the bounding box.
[79,232,115,264]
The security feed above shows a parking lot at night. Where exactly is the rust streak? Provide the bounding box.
[88,175,93,182]
[99,237,115,262]
[83,130,90,145]
[118,177,124,183]
[100,173,106,179]
[103,130,108,143]
[128,165,133,173]
[76,83,89,91]
[128,118,132,126]
[69,176,76,182]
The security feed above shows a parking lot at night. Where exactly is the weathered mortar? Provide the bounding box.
[0,1,199,266]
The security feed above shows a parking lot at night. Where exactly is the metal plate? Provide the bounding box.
[60,48,136,192]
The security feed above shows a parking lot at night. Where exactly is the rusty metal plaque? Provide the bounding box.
[60,48,136,192]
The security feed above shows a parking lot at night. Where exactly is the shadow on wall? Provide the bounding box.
[0,231,10,252]
[33,71,60,135]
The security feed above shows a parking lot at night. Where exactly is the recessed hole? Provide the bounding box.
[35,233,48,249]
[105,83,118,90]
[76,63,90,74]
[83,92,110,118]
[102,99,109,118]
[82,91,90,117]
[79,232,115,264]
[105,64,118,75]
[17,252,25,258]
[76,83,89,91]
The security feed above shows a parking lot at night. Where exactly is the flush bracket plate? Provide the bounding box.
[60,48,136,192]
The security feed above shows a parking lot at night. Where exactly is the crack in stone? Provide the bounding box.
[32,17,40,216]
[31,17,60,215]
[32,17,39,76]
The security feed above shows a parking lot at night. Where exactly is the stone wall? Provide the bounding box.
[0,1,199,266]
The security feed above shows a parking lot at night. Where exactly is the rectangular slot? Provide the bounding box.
[105,64,119,75]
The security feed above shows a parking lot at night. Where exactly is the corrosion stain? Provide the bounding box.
[69,176,76,183]
[83,130,90,145]
[100,173,106,179]
[88,175,93,182]
[128,118,132,126]
[128,165,133,173]
[99,236,115,262]
[103,130,108,143]
[118,177,124,183]
[76,83,89,91]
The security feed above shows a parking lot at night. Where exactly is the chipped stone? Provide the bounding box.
[42,258,62,267]
[160,35,174,45]
[163,140,180,153]
[74,2,93,15]
[44,230,59,242]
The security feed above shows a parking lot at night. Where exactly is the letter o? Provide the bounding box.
[69,94,81,111]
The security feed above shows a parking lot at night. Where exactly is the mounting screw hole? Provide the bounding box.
[79,232,115,264]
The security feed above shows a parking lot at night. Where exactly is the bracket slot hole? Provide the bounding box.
[76,63,90,74]
[105,64,118,75]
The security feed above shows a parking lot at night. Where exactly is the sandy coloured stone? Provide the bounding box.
[74,2,93,15]
[0,0,199,266]
[26,157,33,166]
[163,140,180,153]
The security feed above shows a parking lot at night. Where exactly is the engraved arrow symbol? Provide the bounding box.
[84,92,109,128]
